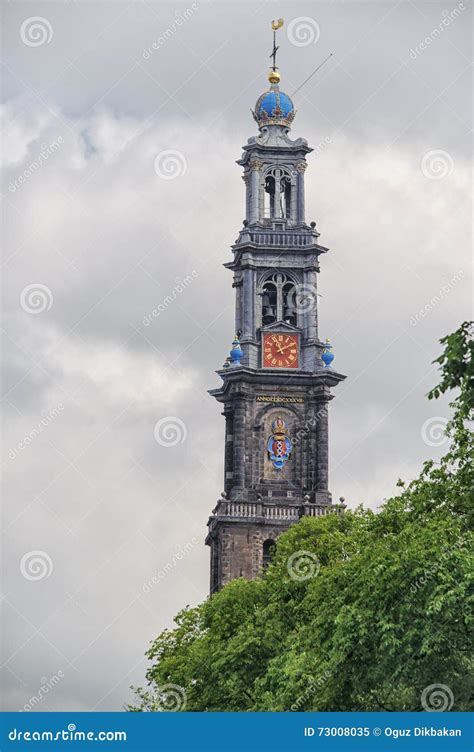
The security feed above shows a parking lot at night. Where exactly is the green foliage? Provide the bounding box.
[130,323,473,712]
[427,321,473,419]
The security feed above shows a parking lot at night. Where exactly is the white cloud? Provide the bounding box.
[1,99,58,167]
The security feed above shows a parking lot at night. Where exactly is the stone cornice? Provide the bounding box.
[209,367,346,402]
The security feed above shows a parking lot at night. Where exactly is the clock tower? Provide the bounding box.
[205,29,346,593]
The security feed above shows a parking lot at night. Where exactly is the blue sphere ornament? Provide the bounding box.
[230,335,243,366]
[322,339,334,369]
[253,88,295,127]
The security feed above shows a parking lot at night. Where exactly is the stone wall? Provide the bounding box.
[217,522,289,588]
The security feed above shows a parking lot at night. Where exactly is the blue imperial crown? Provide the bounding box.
[253,84,295,128]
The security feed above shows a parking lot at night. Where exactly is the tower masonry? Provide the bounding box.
[205,36,346,594]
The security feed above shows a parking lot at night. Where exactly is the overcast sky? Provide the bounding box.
[1,0,471,712]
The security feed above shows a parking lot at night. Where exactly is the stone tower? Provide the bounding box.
[205,41,346,594]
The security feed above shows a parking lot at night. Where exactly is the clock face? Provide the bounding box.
[263,333,299,369]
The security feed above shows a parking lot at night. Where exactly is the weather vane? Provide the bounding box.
[268,16,334,97]
[270,18,284,74]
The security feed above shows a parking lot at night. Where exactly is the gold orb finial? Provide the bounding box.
[268,68,281,84]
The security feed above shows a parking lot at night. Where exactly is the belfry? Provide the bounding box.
[206,22,346,593]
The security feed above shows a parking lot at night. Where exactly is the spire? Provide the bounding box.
[269,18,284,85]
[252,19,295,130]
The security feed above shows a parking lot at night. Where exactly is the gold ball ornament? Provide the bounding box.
[268,69,281,84]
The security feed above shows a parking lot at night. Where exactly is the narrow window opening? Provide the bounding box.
[264,176,276,218]
[281,176,292,219]
[282,282,297,326]
[263,539,276,569]
[262,282,277,325]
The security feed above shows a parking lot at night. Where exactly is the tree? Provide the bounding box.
[129,323,473,712]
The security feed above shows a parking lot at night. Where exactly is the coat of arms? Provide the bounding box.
[267,416,292,470]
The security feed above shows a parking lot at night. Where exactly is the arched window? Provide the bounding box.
[260,274,299,327]
[263,539,276,569]
[262,282,277,325]
[282,282,297,326]
[262,169,292,220]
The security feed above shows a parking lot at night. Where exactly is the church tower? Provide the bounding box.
[206,23,346,593]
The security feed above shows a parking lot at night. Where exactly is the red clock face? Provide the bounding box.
[263,333,299,369]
